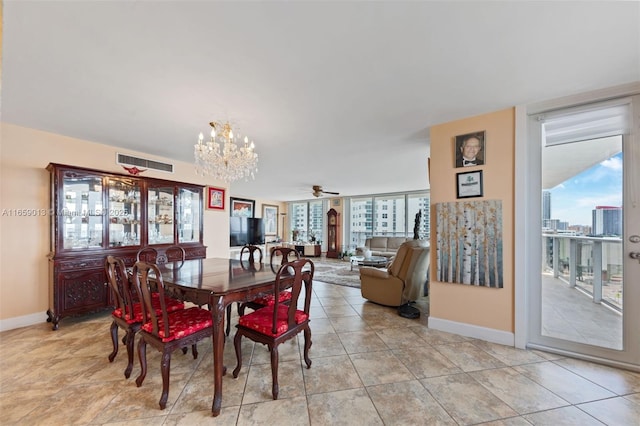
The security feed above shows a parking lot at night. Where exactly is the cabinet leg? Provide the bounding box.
[46,310,60,330]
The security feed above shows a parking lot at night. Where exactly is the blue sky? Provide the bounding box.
[548,152,623,227]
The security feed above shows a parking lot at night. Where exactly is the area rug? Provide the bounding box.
[310,257,362,288]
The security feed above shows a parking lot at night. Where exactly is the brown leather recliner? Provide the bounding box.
[359,239,430,307]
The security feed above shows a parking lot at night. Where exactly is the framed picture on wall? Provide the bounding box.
[262,204,278,236]
[207,186,225,210]
[454,130,486,168]
[230,197,255,217]
[456,170,483,198]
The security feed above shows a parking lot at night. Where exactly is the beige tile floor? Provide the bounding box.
[1,280,640,425]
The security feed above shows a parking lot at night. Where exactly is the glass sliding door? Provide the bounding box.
[542,136,623,349]
[348,197,373,250]
[528,95,640,368]
[373,194,406,237]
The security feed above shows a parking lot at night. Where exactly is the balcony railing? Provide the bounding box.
[542,233,623,312]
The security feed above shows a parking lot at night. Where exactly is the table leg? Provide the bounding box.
[350,258,358,271]
[210,296,225,416]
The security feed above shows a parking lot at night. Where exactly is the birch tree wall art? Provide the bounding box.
[435,200,503,288]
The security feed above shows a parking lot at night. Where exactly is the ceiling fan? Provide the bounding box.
[312,185,340,198]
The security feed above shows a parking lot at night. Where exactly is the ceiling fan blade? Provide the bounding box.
[311,185,339,197]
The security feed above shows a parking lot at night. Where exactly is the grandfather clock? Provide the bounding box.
[326,208,339,258]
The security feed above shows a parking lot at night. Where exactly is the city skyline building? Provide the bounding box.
[592,205,622,236]
[542,190,551,221]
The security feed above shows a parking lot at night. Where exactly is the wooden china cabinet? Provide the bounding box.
[46,163,206,329]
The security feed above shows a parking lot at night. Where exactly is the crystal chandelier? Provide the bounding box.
[194,121,258,182]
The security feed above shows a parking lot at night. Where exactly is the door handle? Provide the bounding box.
[630,252,640,262]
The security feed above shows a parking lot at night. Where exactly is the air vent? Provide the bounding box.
[116,153,174,173]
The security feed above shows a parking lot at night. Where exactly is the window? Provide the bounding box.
[290,200,323,243]
[374,194,405,236]
[348,197,372,249]
[287,191,430,252]
[408,193,430,239]
[345,191,430,251]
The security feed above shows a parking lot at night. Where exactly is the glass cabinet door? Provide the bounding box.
[61,173,104,249]
[108,178,141,247]
[177,187,201,243]
[148,186,175,245]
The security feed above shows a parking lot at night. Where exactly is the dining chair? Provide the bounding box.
[225,244,264,336]
[232,258,314,400]
[131,260,213,410]
[136,245,186,266]
[268,246,301,273]
[240,244,263,263]
[225,246,301,336]
[136,247,158,263]
[105,255,141,379]
[237,247,301,315]
[105,256,185,378]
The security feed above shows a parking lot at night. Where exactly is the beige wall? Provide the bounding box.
[0,123,284,325]
[429,108,515,333]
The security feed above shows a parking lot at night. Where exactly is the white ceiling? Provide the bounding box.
[2,1,639,201]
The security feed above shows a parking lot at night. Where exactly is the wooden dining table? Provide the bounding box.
[154,257,278,416]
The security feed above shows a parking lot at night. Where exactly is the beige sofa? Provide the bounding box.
[356,236,412,258]
[359,239,430,307]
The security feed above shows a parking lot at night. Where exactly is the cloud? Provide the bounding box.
[580,158,622,184]
[600,156,623,171]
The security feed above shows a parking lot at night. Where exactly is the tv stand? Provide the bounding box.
[282,243,321,257]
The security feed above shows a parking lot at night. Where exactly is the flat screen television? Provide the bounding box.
[230,217,265,246]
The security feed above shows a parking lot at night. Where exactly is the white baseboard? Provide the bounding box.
[0,312,47,332]
[428,316,515,346]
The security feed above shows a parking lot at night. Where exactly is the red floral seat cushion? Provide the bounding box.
[112,294,184,324]
[238,304,308,337]
[141,307,212,342]
[251,290,292,306]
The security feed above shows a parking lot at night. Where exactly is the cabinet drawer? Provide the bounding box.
[58,258,105,271]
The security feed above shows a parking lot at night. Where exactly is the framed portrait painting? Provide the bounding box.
[454,131,486,168]
[262,204,278,236]
[207,186,225,210]
[230,197,255,217]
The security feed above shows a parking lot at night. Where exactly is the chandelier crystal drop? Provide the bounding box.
[194,121,259,182]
